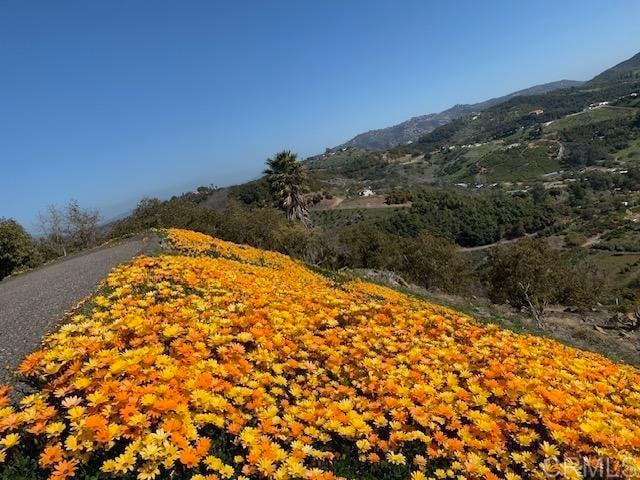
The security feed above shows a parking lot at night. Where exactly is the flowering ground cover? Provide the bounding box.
[1,228,640,480]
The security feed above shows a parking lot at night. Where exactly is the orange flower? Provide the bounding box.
[195,437,211,456]
[40,444,64,467]
[179,447,200,468]
[85,414,107,432]
[50,459,77,480]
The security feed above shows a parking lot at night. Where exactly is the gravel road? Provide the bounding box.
[0,235,160,387]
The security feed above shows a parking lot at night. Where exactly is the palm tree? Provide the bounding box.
[264,150,310,225]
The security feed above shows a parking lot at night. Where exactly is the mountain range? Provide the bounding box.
[332,80,584,151]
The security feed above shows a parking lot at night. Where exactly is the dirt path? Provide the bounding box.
[582,234,602,247]
[0,235,160,387]
[458,234,532,252]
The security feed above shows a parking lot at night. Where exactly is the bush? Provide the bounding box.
[484,238,603,322]
[0,219,41,279]
[110,197,221,238]
[337,223,401,270]
[401,232,472,294]
[564,232,587,247]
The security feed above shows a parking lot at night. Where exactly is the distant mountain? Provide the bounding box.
[588,51,640,86]
[332,80,584,151]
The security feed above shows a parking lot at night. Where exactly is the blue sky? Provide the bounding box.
[1,0,639,227]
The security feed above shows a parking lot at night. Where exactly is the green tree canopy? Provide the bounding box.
[0,218,41,279]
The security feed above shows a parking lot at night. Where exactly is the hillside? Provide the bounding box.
[588,51,640,86]
[302,52,640,193]
[105,52,640,331]
[332,80,583,151]
[202,53,640,215]
[2,228,640,480]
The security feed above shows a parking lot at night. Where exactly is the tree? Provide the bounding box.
[485,239,564,325]
[0,218,41,279]
[401,232,472,294]
[110,197,221,238]
[484,238,603,325]
[264,150,310,225]
[37,205,67,256]
[338,223,400,269]
[65,200,101,250]
[37,200,101,255]
[530,183,548,204]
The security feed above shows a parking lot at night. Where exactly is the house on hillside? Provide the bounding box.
[358,187,374,197]
[529,109,544,115]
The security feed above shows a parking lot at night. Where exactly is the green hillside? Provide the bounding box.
[588,51,640,86]
[304,52,640,191]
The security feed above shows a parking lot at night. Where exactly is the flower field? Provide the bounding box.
[2,228,640,480]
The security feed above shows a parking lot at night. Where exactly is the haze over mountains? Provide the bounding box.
[333,80,584,151]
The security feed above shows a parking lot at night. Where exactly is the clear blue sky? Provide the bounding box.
[2,0,639,227]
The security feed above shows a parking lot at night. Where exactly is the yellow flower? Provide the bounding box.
[540,441,560,458]
[46,421,66,437]
[387,452,406,465]
[0,433,20,449]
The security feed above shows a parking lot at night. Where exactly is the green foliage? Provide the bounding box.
[111,198,329,266]
[336,224,472,293]
[588,51,640,85]
[306,149,388,180]
[546,106,636,133]
[408,80,640,154]
[564,232,587,247]
[484,239,604,316]
[401,232,472,293]
[227,178,273,207]
[0,450,42,480]
[380,190,556,247]
[385,190,414,204]
[311,208,401,232]
[111,197,221,237]
[0,218,41,279]
[216,202,330,264]
[474,144,559,182]
[559,112,640,167]
[337,223,401,269]
[595,223,640,252]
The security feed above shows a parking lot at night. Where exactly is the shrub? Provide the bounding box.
[401,232,472,294]
[484,238,603,323]
[564,232,587,247]
[0,219,41,279]
[337,223,401,270]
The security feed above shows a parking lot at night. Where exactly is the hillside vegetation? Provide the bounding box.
[2,229,640,480]
[332,80,583,151]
